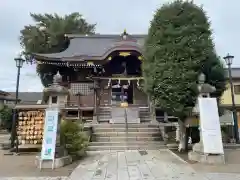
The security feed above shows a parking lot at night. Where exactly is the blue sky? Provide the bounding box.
[0,0,239,92]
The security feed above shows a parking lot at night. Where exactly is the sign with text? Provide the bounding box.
[198,98,224,154]
[41,109,59,160]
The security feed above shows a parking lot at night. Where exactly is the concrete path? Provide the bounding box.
[70,149,208,180]
[1,149,240,180]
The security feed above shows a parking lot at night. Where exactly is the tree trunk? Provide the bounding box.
[178,120,187,152]
[176,125,180,142]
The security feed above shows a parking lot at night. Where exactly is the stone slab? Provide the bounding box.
[35,155,72,169]
[69,150,234,180]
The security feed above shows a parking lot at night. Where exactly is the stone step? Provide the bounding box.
[98,114,111,116]
[92,124,160,128]
[93,127,160,133]
[98,116,112,121]
[87,144,167,151]
[93,136,163,142]
[89,141,165,146]
[139,114,151,116]
[140,118,151,121]
[140,119,152,121]
[93,132,162,137]
[98,118,110,122]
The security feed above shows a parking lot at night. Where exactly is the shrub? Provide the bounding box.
[0,105,13,132]
[60,120,89,157]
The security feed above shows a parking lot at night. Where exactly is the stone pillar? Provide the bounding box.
[151,99,158,124]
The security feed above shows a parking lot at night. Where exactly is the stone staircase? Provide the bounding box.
[98,107,111,123]
[88,124,166,151]
[139,107,151,123]
[98,106,151,124]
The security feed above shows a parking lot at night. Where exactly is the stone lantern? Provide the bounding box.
[35,71,71,169]
[43,71,69,108]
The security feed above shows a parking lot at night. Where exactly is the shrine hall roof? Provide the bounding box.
[33,34,146,61]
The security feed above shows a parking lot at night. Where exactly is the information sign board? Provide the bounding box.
[40,109,59,160]
[198,98,224,154]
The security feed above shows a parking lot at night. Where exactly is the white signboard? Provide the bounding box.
[198,98,224,154]
[41,109,59,160]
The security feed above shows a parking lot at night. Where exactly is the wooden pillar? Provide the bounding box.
[93,80,98,123]
[94,89,97,114]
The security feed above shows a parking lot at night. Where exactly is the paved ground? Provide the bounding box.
[173,149,240,174]
[0,150,78,179]
[70,150,208,180]
[2,131,240,180]
[1,149,240,179]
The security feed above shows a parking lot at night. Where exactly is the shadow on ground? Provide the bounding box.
[171,149,240,173]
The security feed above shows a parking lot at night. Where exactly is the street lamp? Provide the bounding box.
[224,53,239,143]
[10,52,25,154]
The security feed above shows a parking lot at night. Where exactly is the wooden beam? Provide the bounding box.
[89,76,144,80]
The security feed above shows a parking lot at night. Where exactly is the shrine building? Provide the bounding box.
[33,30,171,124]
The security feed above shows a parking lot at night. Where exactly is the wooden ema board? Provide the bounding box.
[17,110,45,146]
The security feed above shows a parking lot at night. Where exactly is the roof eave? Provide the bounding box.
[33,53,62,61]
[0,90,10,96]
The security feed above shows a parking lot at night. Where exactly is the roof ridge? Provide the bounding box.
[66,34,147,38]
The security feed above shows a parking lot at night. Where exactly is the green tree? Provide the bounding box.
[20,12,96,86]
[0,105,13,132]
[143,0,226,150]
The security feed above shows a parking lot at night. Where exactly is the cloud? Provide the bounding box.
[0,0,239,92]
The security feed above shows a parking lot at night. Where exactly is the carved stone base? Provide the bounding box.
[188,151,225,164]
[35,155,72,169]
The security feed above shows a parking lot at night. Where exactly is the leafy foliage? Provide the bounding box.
[143,0,226,120]
[60,120,89,157]
[0,105,13,132]
[20,12,96,86]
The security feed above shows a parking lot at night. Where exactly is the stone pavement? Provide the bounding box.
[70,149,208,180]
[0,177,69,180]
[2,150,240,180]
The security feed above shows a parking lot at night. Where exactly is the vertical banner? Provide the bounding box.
[41,109,59,160]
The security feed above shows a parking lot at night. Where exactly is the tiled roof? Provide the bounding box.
[8,92,43,104]
[33,34,146,61]
[226,68,240,78]
[0,90,9,96]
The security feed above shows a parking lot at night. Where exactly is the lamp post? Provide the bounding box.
[224,53,239,143]
[10,53,25,154]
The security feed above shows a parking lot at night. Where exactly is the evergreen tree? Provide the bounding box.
[20,12,96,86]
[143,0,226,150]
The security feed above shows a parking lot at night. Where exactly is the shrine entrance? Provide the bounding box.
[111,85,133,105]
[124,85,133,104]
